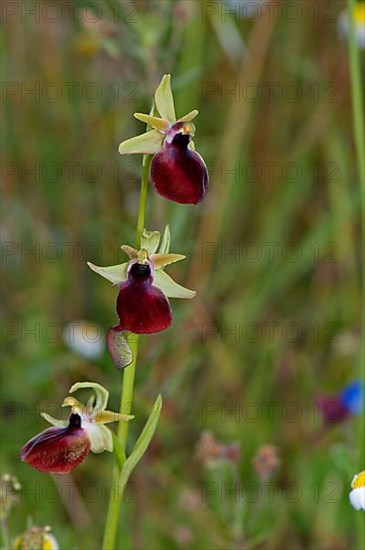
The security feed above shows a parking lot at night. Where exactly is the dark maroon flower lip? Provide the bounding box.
[150,147,208,205]
[316,396,350,423]
[20,413,91,474]
[116,277,172,334]
[112,258,172,334]
[165,121,193,145]
[128,261,153,283]
[150,121,208,205]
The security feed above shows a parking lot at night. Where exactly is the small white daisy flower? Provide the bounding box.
[339,3,365,49]
[349,471,365,511]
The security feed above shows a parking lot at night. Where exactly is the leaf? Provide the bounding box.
[179,109,199,122]
[154,270,196,299]
[87,261,128,285]
[141,229,160,255]
[118,130,162,155]
[150,253,186,269]
[117,395,162,493]
[134,113,169,132]
[154,75,176,123]
[107,328,133,370]
[158,225,171,254]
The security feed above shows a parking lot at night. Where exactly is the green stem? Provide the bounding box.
[347,2,365,546]
[348,0,365,190]
[102,153,152,550]
[348,0,365,457]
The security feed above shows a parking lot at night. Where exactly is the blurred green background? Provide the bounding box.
[1,0,363,548]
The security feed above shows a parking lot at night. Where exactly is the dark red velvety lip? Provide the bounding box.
[20,413,91,474]
[150,134,208,205]
[116,278,172,334]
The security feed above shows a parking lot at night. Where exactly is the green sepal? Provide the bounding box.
[158,225,171,254]
[87,261,129,285]
[154,270,196,299]
[154,75,176,122]
[41,413,67,428]
[118,129,162,155]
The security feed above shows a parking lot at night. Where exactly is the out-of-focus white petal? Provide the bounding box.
[349,486,365,510]
[63,320,105,360]
[339,6,365,49]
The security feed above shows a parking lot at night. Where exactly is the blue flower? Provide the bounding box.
[317,380,364,423]
[339,380,364,415]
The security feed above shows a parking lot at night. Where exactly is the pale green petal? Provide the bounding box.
[121,245,138,259]
[69,382,109,412]
[158,225,170,254]
[87,395,96,407]
[154,74,176,123]
[85,422,113,453]
[118,129,162,155]
[94,409,134,424]
[179,109,199,122]
[134,113,169,132]
[141,229,160,255]
[62,397,82,410]
[41,412,68,428]
[87,261,128,285]
[154,270,196,299]
[151,253,186,269]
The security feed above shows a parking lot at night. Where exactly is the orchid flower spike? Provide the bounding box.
[88,226,195,369]
[20,382,133,474]
[119,74,209,204]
